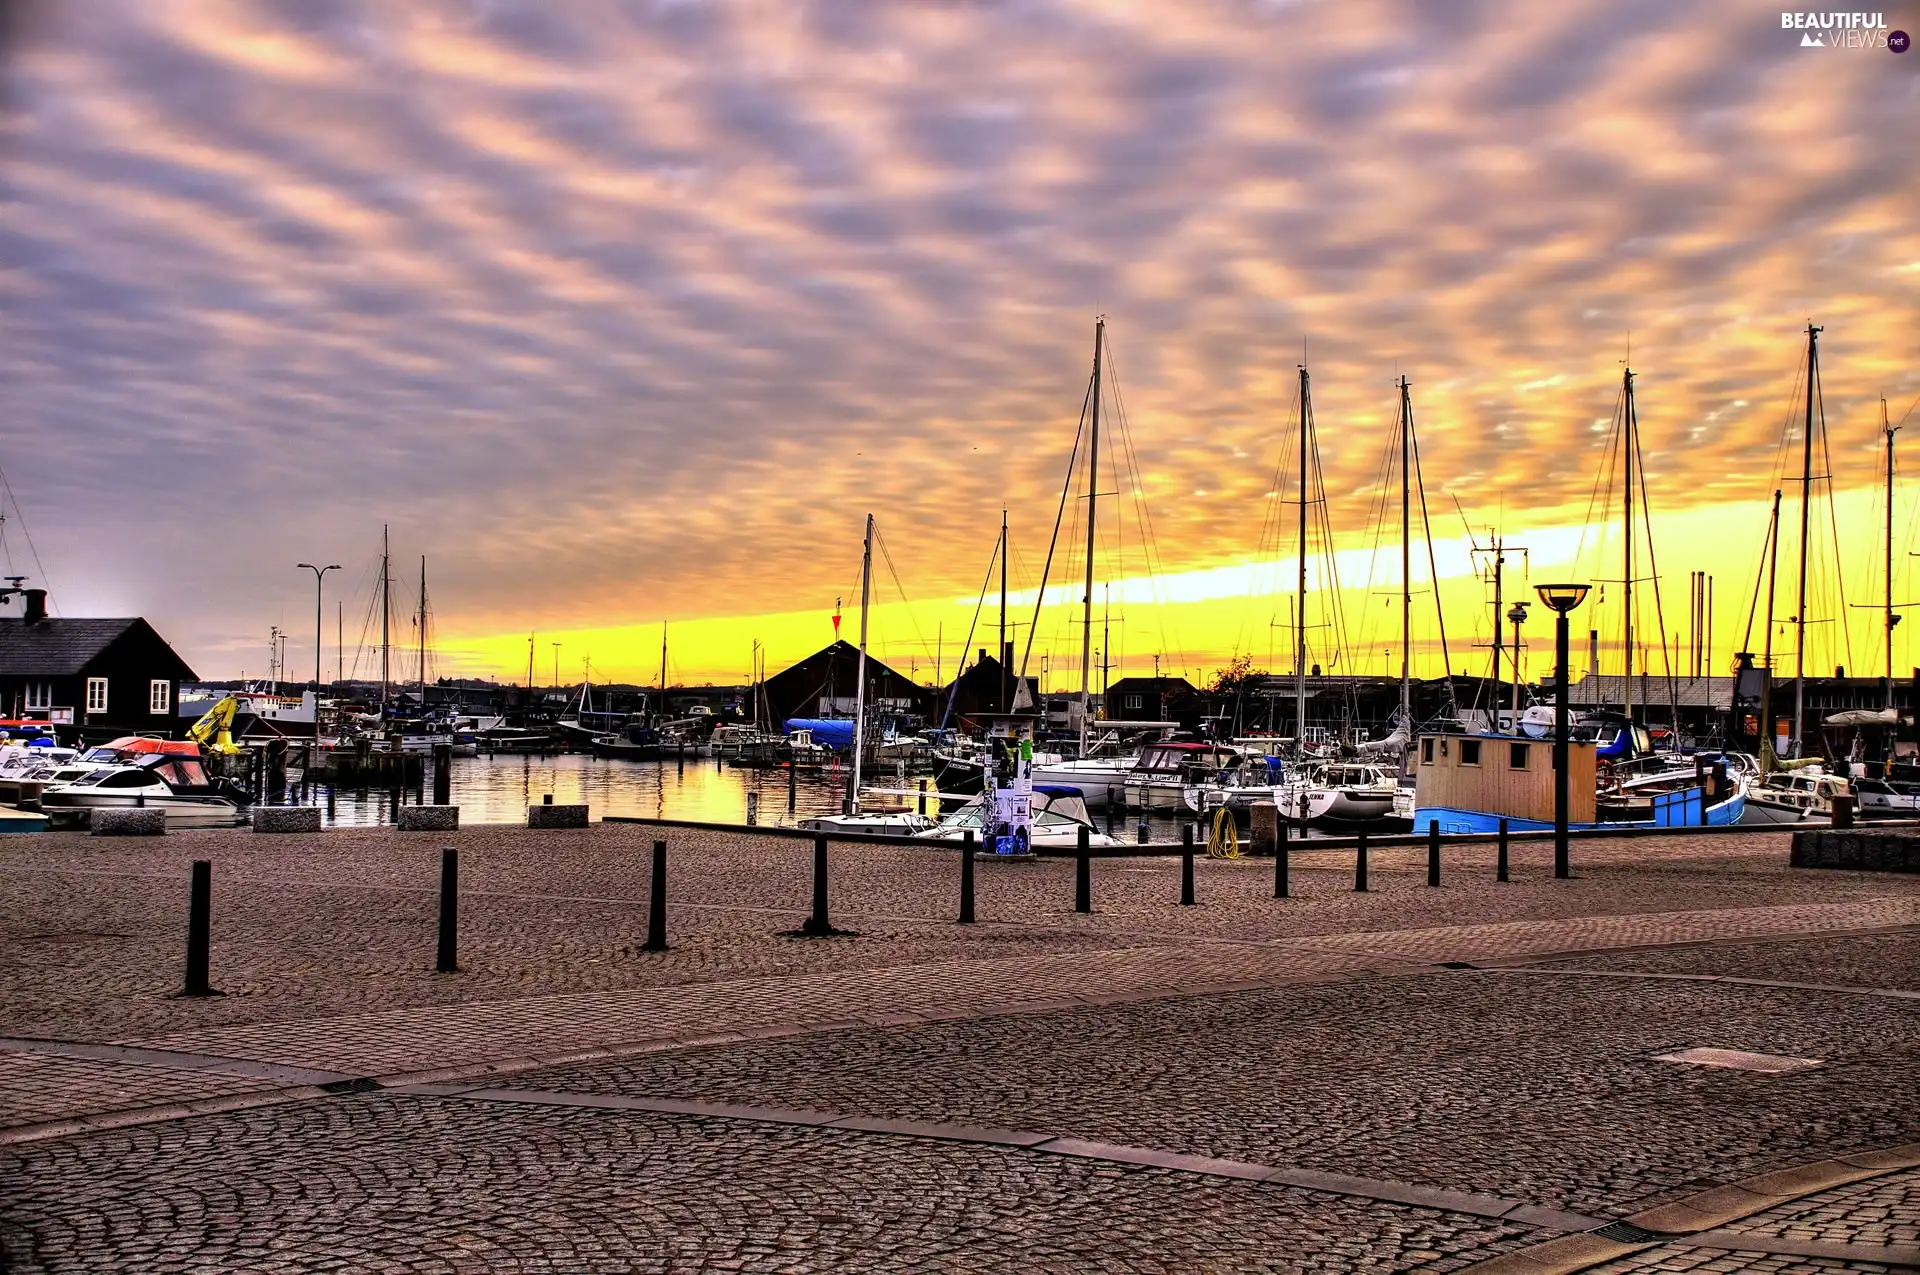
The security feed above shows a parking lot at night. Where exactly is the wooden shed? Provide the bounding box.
[1413,732,1596,826]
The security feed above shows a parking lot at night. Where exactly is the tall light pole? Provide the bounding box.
[1536,583,1591,880]
[1506,602,1529,733]
[296,563,341,693]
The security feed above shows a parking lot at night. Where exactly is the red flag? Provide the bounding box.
[832,597,842,637]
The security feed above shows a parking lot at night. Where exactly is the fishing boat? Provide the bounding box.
[1032,740,1238,811]
[1742,766,1848,824]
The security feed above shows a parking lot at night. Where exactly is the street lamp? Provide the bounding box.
[1535,583,1591,879]
[297,563,342,694]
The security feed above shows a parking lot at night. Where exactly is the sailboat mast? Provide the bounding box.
[1079,320,1102,755]
[999,509,1009,713]
[1399,376,1412,728]
[1623,368,1636,722]
[1295,364,1310,753]
[851,514,873,813]
[379,526,391,712]
[417,557,427,700]
[1884,398,1896,703]
[1794,324,1821,755]
[659,622,669,718]
[1762,489,1781,772]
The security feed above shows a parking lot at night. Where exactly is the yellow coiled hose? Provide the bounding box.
[1206,805,1241,859]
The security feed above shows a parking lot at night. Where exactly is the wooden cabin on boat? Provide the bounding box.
[1414,731,1597,825]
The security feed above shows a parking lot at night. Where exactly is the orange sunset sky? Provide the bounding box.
[3,1,1916,692]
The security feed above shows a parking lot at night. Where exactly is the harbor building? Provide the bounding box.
[0,588,197,743]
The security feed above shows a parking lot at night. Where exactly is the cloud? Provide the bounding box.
[0,0,1914,684]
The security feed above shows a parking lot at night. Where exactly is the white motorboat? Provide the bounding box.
[914,785,1119,848]
[1740,770,1848,824]
[41,754,249,829]
[798,810,938,836]
[1033,741,1239,811]
[1853,773,1920,818]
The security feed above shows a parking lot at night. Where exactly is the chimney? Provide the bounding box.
[1588,629,1599,680]
[23,589,46,625]
[978,648,987,666]
[1003,641,1014,672]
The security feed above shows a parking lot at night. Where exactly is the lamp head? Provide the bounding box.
[1535,582,1591,614]
[1506,602,1530,624]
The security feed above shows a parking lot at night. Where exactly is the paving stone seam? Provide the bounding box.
[1451,965,1920,1000]
[1461,1144,1920,1272]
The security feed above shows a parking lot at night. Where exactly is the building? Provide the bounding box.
[762,640,935,730]
[936,646,1037,732]
[0,589,198,744]
[1103,676,1198,723]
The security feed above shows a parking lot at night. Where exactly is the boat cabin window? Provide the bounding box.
[155,759,209,788]
[1459,740,1482,767]
[1509,743,1529,771]
[1421,739,1434,765]
[93,769,158,788]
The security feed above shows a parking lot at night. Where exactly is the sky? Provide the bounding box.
[2,0,1916,694]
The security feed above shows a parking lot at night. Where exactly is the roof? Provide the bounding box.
[1569,674,1733,710]
[0,618,144,677]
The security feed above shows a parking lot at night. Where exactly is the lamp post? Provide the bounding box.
[1536,583,1591,879]
[296,563,342,693]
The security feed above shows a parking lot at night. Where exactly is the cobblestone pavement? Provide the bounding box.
[1582,1251,1902,1271]
[4,828,1918,1271]
[0,1094,1542,1274]
[1,823,1902,1043]
[1721,1166,1920,1247]
[507,958,1920,1220]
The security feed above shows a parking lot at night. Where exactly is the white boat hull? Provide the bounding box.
[43,792,245,829]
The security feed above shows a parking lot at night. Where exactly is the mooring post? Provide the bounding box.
[746,791,759,826]
[958,829,976,925]
[787,761,797,814]
[1180,824,1196,906]
[182,859,214,997]
[432,743,451,805]
[1275,821,1290,899]
[389,786,400,822]
[1427,823,1441,887]
[1497,818,1510,883]
[918,778,928,818]
[1354,829,1369,892]
[1104,789,1115,837]
[435,847,459,973]
[1075,825,1092,914]
[803,835,832,935]
[644,839,668,951]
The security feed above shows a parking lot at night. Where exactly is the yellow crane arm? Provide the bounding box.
[188,695,243,756]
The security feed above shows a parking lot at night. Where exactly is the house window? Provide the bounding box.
[23,681,52,711]
[86,678,109,713]
[1124,694,1142,710]
[150,680,171,714]
[1459,739,1482,767]
[1509,743,1529,770]
[1420,738,1434,765]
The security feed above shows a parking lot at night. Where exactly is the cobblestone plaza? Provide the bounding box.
[1,823,1915,1272]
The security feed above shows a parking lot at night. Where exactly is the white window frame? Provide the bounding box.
[23,681,52,711]
[86,678,109,713]
[150,680,171,714]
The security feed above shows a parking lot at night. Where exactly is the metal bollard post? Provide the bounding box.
[803,835,833,935]
[1105,789,1115,837]
[644,840,668,951]
[746,792,759,826]
[1275,821,1290,899]
[182,859,215,997]
[435,848,459,973]
[389,786,400,822]
[1354,830,1369,892]
[1427,823,1441,887]
[787,761,797,814]
[1075,825,1092,914]
[1180,824,1195,906]
[1497,818,1510,883]
[918,778,928,818]
[432,743,452,805]
[958,830,976,925]
[1138,820,1150,844]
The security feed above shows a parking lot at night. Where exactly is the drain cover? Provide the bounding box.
[1591,1221,1661,1243]
[1651,1047,1824,1074]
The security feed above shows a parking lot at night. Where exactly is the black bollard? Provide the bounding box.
[958,830,976,925]
[803,835,833,935]
[788,761,797,813]
[644,840,668,952]
[1497,818,1510,883]
[182,859,215,997]
[1354,830,1369,892]
[435,848,459,973]
[326,784,335,821]
[1180,824,1196,906]
[389,786,400,823]
[432,743,452,805]
[1274,821,1290,899]
[1427,823,1441,887]
[1075,825,1092,914]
